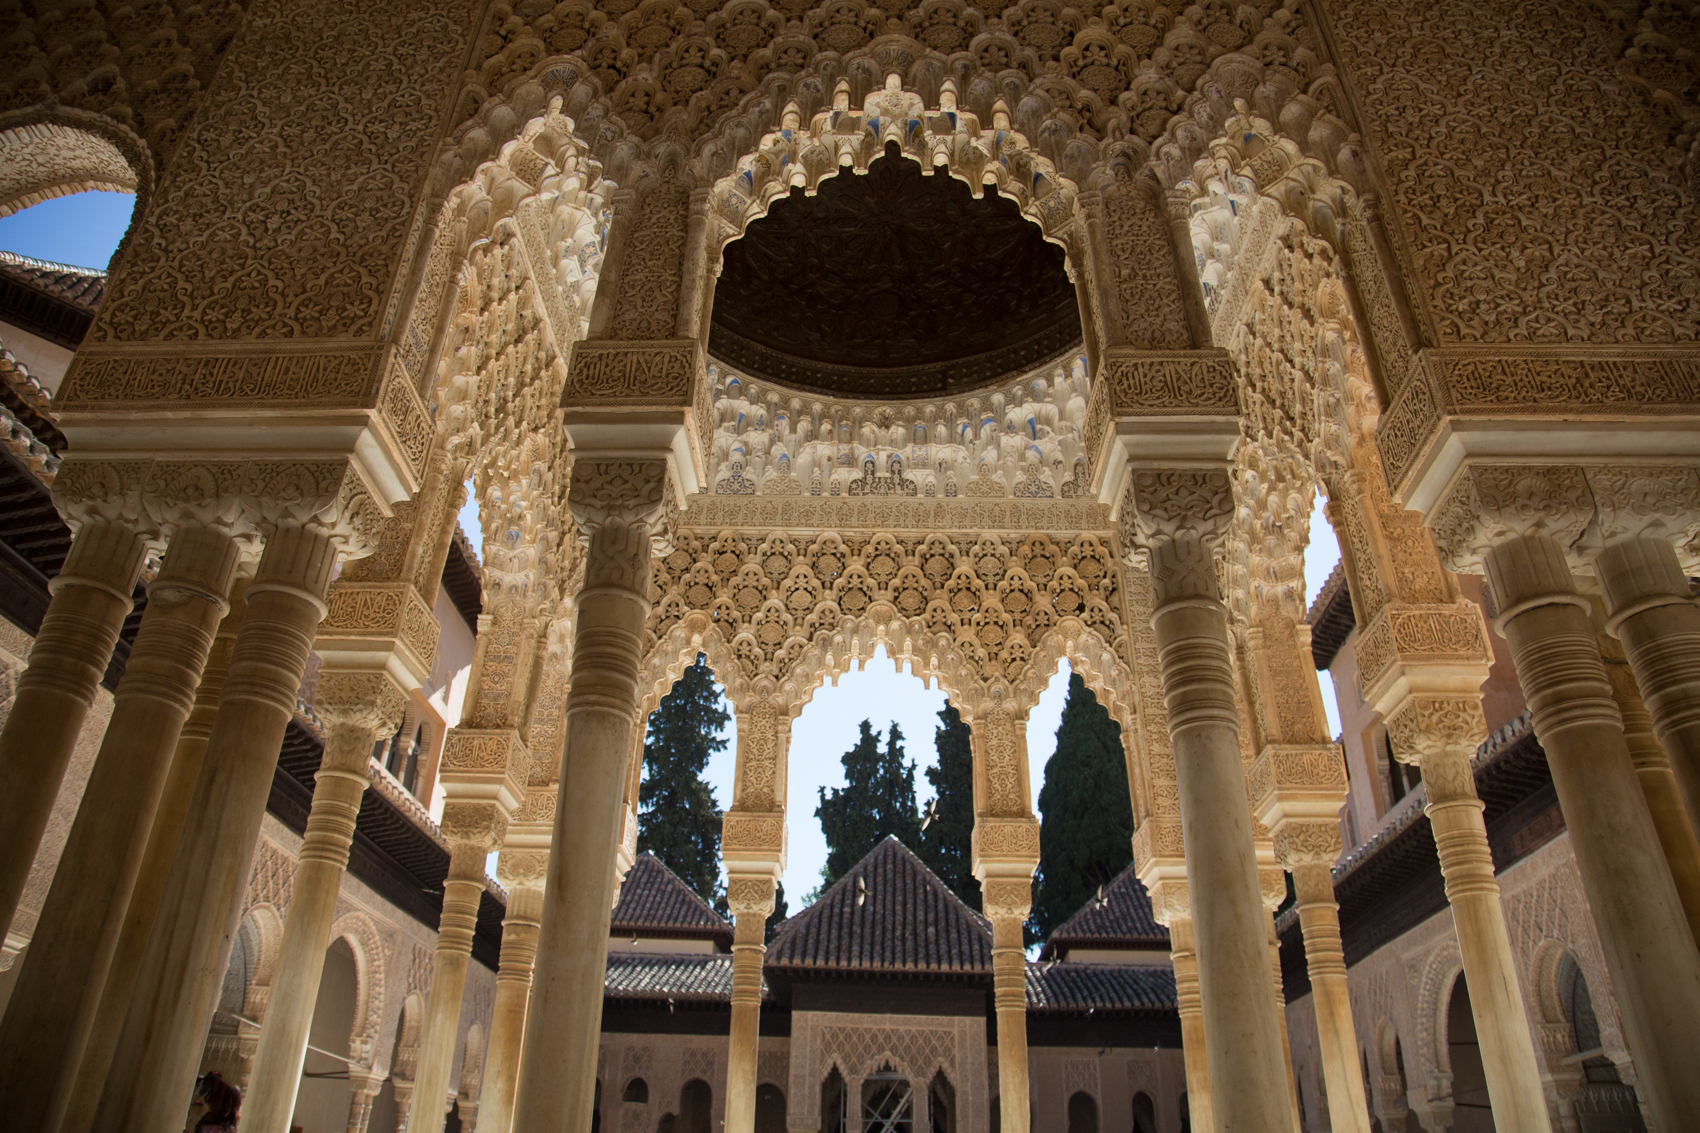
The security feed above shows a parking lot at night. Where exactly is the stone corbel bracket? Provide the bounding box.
[561,338,707,500]
[1090,347,1242,503]
[1249,744,1349,852]
[56,342,431,508]
[1377,346,1700,520]
[439,728,531,818]
[314,581,441,690]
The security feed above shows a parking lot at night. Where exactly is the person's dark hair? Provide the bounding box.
[195,1072,241,1128]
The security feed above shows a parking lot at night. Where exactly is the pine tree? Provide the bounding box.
[816,719,921,889]
[637,654,730,908]
[917,703,980,909]
[765,881,789,943]
[1030,673,1134,942]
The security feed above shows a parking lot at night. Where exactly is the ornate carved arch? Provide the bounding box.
[331,911,390,1068]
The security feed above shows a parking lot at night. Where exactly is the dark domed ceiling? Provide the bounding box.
[709,143,1082,400]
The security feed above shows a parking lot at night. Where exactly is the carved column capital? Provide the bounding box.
[1384,694,1486,769]
[1119,468,1235,607]
[980,877,1034,922]
[1142,877,1192,926]
[1271,821,1343,868]
[51,457,159,543]
[1584,464,1700,560]
[726,873,778,921]
[1429,464,1594,575]
[567,457,677,586]
[242,458,387,560]
[495,849,551,891]
[440,800,509,854]
[313,670,410,748]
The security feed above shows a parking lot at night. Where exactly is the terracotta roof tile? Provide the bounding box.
[604,953,754,1002]
[766,836,992,974]
[1042,863,1169,957]
[1025,961,1176,1012]
[610,853,732,942]
[0,252,103,349]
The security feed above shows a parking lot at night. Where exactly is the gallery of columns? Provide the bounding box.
[0,0,1698,1130]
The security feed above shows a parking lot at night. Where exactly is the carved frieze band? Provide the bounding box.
[1378,348,1700,495]
[975,816,1040,863]
[722,810,786,854]
[563,339,699,407]
[683,494,1112,534]
[1101,349,1240,417]
[440,727,531,815]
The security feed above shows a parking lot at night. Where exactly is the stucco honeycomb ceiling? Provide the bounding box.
[709,143,1082,400]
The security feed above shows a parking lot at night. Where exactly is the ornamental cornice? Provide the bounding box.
[1377,346,1700,506]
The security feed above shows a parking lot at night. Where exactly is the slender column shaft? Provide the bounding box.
[1598,537,1700,853]
[1267,924,1300,1133]
[1292,862,1372,1133]
[1156,598,1291,1131]
[1168,917,1213,1133]
[0,523,238,1131]
[346,1068,385,1133]
[724,918,765,1133]
[1600,630,1700,945]
[474,886,542,1133]
[1416,741,1551,1132]
[1486,533,1700,1130]
[60,579,249,1133]
[992,918,1030,1133]
[0,517,147,938]
[407,843,487,1133]
[511,519,653,1133]
[243,722,388,1133]
[95,523,337,1133]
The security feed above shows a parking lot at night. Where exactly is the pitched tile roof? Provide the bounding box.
[0,251,103,349]
[1040,863,1170,959]
[1025,961,1177,1012]
[604,953,755,1002]
[610,853,733,943]
[766,836,992,974]
[1306,561,1355,671]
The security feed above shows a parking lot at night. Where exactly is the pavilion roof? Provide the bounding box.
[1038,862,1169,959]
[610,853,733,945]
[766,836,992,974]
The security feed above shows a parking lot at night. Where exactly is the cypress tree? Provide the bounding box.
[637,654,730,908]
[765,881,789,943]
[1030,673,1134,942]
[917,702,980,909]
[816,719,921,889]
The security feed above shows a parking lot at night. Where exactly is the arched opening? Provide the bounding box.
[1066,1091,1099,1133]
[756,1082,788,1133]
[927,1070,955,1133]
[624,1077,650,1103]
[291,937,359,1130]
[1132,1090,1156,1133]
[641,652,735,911]
[680,1077,713,1133]
[822,1066,848,1133]
[1557,953,1647,1130]
[1446,974,1493,1132]
[862,1067,914,1133]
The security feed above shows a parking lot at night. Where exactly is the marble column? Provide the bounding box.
[243,673,408,1133]
[511,459,670,1133]
[408,830,503,1133]
[0,519,242,1130]
[95,473,362,1133]
[1124,468,1292,1132]
[0,502,151,938]
[1483,530,1700,1129]
[1596,534,1700,848]
[473,877,544,1133]
[1253,750,1371,1133]
[1164,912,1213,1133]
[985,896,1032,1133]
[61,577,249,1133]
[346,1065,387,1133]
[724,873,777,1133]
[1598,622,1700,945]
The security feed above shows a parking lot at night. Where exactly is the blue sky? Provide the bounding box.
[9,190,1345,900]
[0,191,133,269]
